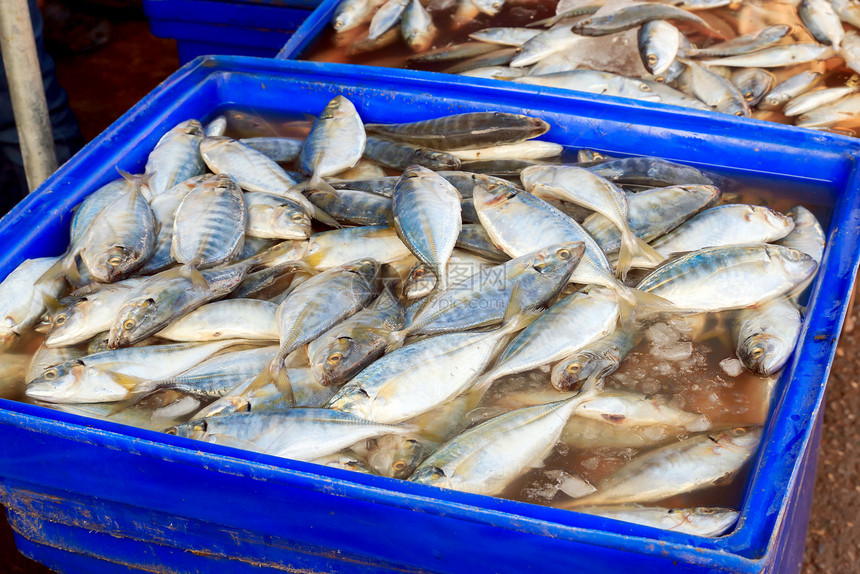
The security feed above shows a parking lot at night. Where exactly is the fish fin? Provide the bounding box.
[384,330,407,353]
[301,249,329,271]
[41,293,64,315]
[111,371,150,391]
[116,167,137,183]
[289,178,342,228]
[242,367,272,395]
[203,433,262,452]
[617,228,665,280]
[615,284,674,327]
[179,264,210,290]
[269,359,296,407]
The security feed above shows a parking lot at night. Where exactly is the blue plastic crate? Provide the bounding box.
[1,56,858,573]
[145,0,319,65]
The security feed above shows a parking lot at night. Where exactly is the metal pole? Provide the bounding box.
[0,0,58,192]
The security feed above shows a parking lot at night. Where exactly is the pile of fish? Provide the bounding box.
[0,98,826,539]
[321,0,860,133]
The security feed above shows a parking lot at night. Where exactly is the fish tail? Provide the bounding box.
[384,329,407,353]
[615,283,674,326]
[269,359,297,407]
[288,179,342,228]
[617,227,664,279]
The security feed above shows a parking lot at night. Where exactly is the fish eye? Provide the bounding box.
[734,111,744,116]
[321,112,334,120]
[557,248,571,260]
[701,508,716,514]
[334,18,344,27]
[647,54,658,65]
[123,319,136,331]
[327,352,343,364]
[639,84,651,92]
[290,213,305,222]
[193,420,208,433]
[413,268,426,278]
[655,76,665,83]
[750,347,764,358]
[393,460,408,472]
[164,427,178,435]
[581,19,591,25]
[566,362,581,374]
[43,369,58,380]
[731,427,746,436]
[108,255,123,266]
[55,315,66,325]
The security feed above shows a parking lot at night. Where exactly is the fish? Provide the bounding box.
[565,428,761,507]
[238,137,303,163]
[171,174,246,268]
[474,287,619,392]
[333,0,387,32]
[364,112,550,150]
[795,93,860,128]
[301,226,411,271]
[392,166,463,291]
[734,297,802,376]
[245,192,312,240]
[156,299,279,342]
[351,434,431,478]
[469,27,542,46]
[730,68,775,106]
[573,506,738,537]
[448,141,563,162]
[204,115,227,137]
[636,244,818,312]
[777,206,826,264]
[409,384,600,496]
[638,20,681,77]
[571,3,715,37]
[510,24,586,68]
[307,188,392,227]
[646,204,795,260]
[458,66,527,79]
[442,48,519,74]
[363,137,461,171]
[681,60,750,117]
[520,165,665,277]
[307,288,405,387]
[681,25,790,58]
[144,119,207,197]
[402,249,495,300]
[575,389,709,431]
[402,0,437,52]
[783,87,858,117]
[582,184,721,254]
[833,0,860,29]
[298,96,367,191]
[369,0,410,40]
[0,256,65,347]
[701,43,835,68]
[798,0,844,50]
[455,223,510,261]
[551,326,641,392]
[757,71,822,110]
[408,41,500,63]
[166,408,415,463]
[25,340,240,403]
[69,178,133,251]
[585,157,714,186]
[347,27,402,56]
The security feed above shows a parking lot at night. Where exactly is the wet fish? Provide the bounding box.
[796,93,860,128]
[369,0,410,40]
[576,389,709,431]
[682,25,790,58]
[647,204,794,259]
[455,223,510,261]
[299,95,367,189]
[638,21,681,76]
[449,141,563,161]
[333,0,386,32]
[69,179,132,251]
[566,428,761,507]
[402,249,495,300]
[777,206,825,264]
[574,506,738,537]
[26,343,85,383]
[551,326,640,391]
[204,115,227,138]
[239,137,303,163]
[347,27,401,56]
[731,68,775,106]
[409,387,599,495]
[402,0,437,52]
[171,174,246,268]
[307,288,405,387]
[469,27,541,46]
[408,41,500,63]
[521,165,665,277]
[510,25,585,68]
[734,297,802,376]
[758,71,822,110]
[364,137,461,171]
[442,48,518,74]
[637,244,817,312]
[784,86,858,117]
[392,166,462,291]
[799,0,844,50]
[166,408,414,463]
[307,188,392,226]
[144,119,206,197]
[0,257,65,347]
[572,3,714,37]
[833,0,860,29]
[292,226,410,271]
[582,184,721,254]
[156,299,279,342]
[682,60,750,117]
[701,43,835,68]
[585,157,714,186]
[245,192,311,240]
[365,112,550,151]
[351,434,430,478]
[459,66,527,79]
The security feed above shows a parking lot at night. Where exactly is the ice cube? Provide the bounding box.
[719,358,745,377]
[558,473,597,498]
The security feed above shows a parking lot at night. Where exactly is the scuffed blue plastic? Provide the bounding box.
[145,0,317,64]
[0,57,858,573]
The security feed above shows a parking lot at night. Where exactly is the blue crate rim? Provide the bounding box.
[0,56,858,573]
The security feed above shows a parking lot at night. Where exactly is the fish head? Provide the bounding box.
[174,119,205,137]
[1,316,20,347]
[320,95,358,120]
[87,245,141,283]
[164,417,210,440]
[25,361,87,403]
[710,426,762,453]
[737,331,790,375]
[363,435,427,479]
[403,263,436,299]
[748,206,794,234]
[345,258,382,287]
[109,297,160,348]
[408,464,450,488]
[198,136,234,157]
[44,299,92,347]
[471,174,520,211]
[326,384,373,419]
[766,245,818,285]
[551,350,616,392]
[682,507,739,536]
[529,242,586,279]
[312,336,364,386]
[273,200,312,240]
[413,149,460,170]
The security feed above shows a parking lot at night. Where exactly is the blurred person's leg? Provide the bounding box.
[0,0,84,216]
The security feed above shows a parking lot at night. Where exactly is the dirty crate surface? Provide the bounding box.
[1,56,859,574]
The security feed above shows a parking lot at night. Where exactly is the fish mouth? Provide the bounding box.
[24,382,59,402]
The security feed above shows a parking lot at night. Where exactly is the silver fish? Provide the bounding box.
[456,223,510,261]
[510,25,585,68]
[442,49,518,75]
[0,256,65,347]
[833,0,860,29]
[363,137,461,171]
[392,166,462,291]
[408,41,500,63]
[637,244,817,312]
[156,299,279,342]
[799,0,844,50]
[144,119,206,197]
[758,71,822,110]
[307,189,392,227]
[298,95,366,187]
[777,206,825,264]
[551,326,640,392]
[682,60,750,117]
[333,0,386,32]
[69,179,132,251]
[402,0,437,52]
[734,297,802,376]
[245,192,311,240]
[796,93,860,128]
[238,137,303,163]
[402,249,495,300]
[574,506,738,537]
[448,141,563,162]
[585,157,714,186]
[682,25,790,58]
[204,115,227,137]
[784,86,858,117]
[167,408,414,463]
[701,44,835,68]
[301,226,411,271]
[171,174,246,268]
[638,20,680,76]
[566,428,761,507]
[351,434,430,478]
[469,27,541,46]
[572,3,713,37]
[731,68,775,106]
[369,0,410,40]
[576,390,709,431]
